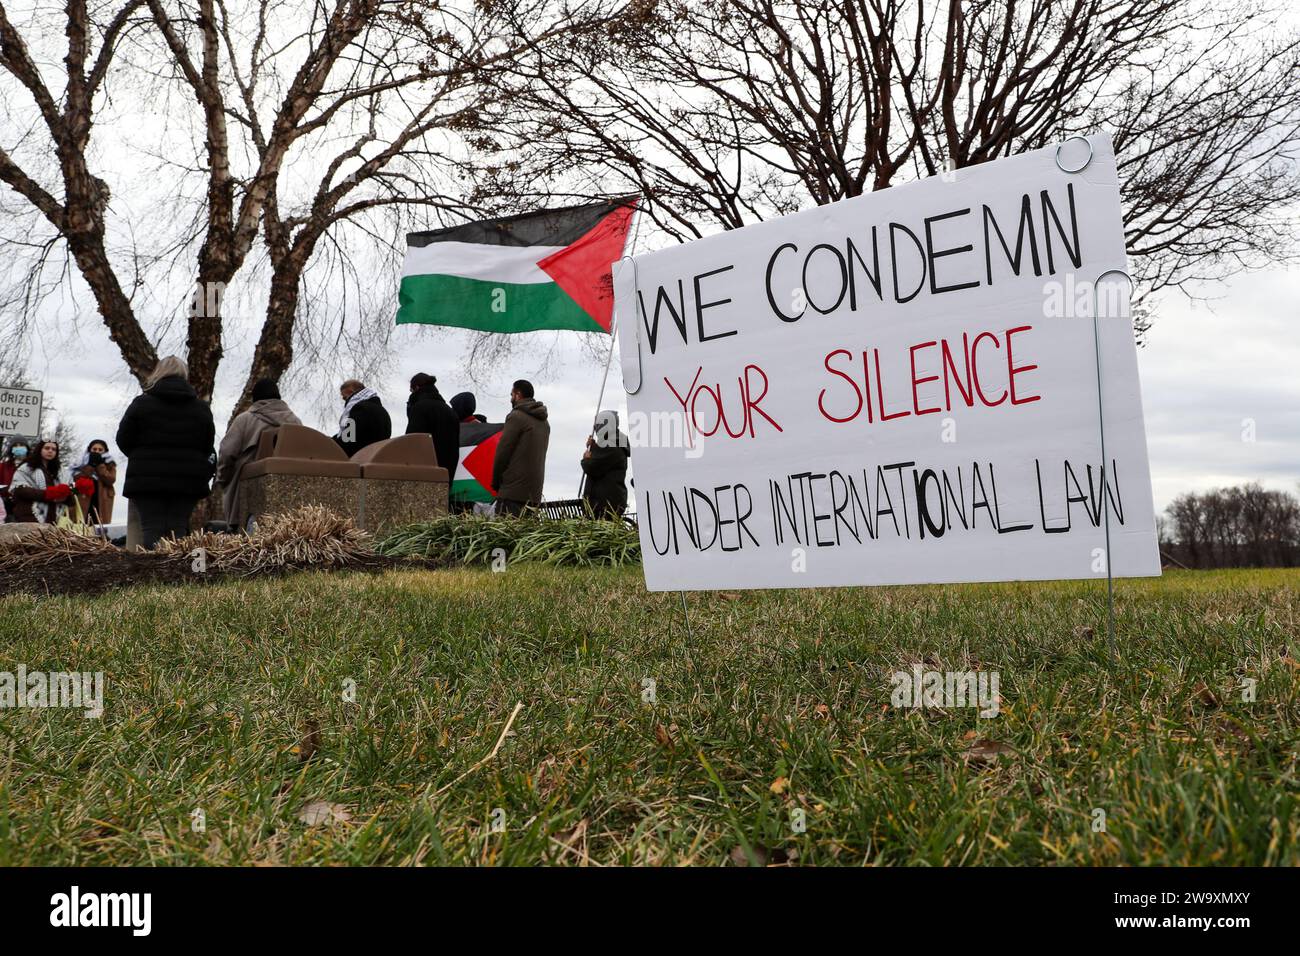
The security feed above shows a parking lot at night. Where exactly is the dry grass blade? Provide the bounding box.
[0,527,118,571]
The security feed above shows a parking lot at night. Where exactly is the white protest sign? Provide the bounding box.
[0,386,42,439]
[614,134,1159,591]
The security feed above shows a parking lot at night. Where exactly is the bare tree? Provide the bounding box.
[1,0,615,411]
[1165,483,1300,568]
[0,0,159,376]
[488,0,1300,332]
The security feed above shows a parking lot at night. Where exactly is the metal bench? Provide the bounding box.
[536,498,637,529]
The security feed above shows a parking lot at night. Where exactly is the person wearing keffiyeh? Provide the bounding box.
[333,379,391,457]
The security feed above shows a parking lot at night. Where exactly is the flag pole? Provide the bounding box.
[578,203,642,500]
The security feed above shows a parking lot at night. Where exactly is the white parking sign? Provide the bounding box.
[0,386,42,439]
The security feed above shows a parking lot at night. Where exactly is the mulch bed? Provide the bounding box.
[0,550,436,598]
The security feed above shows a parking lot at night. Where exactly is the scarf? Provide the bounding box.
[339,387,378,431]
[70,450,116,473]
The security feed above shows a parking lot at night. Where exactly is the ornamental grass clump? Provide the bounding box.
[155,505,373,572]
[0,526,117,570]
[377,514,640,567]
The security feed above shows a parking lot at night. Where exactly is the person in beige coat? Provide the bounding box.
[70,439,117,524]
[216,379,301,530]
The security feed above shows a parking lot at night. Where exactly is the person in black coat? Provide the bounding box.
[334,379,391,457]
[581,409,631,518]
[405,372,460,474]
[115,355,216,548]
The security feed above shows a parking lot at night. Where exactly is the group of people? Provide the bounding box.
[0,437,118,526]
[0,356,631,547]
[324,373,629,518]
[327,374,551,515]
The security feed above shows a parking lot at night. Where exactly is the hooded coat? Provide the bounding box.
[581,410,631,517]
[217,398,302,527]
[0,455,24,518]
[492,398,550,505]
[405,383,460,474]
[115,375,216,500]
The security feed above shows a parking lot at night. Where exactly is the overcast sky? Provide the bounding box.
[13,249,1297,518]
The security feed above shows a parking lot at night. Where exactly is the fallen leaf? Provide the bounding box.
[718,592,741,601]
[297,800,351,827]
[769,776,789,794]
[554,818,588,849]
[730,843,769,867]
[964,738,1013,767]
[654,723,675,749]
[295,719,321,763]
[1192,683,1220,709]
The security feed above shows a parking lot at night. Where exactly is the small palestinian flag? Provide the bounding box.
[452,421,504,503]
[397,198,637,334]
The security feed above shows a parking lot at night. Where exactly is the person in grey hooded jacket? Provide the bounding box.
[216,379,301,529]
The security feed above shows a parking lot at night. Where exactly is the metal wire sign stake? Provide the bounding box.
[1055,135,1124,651]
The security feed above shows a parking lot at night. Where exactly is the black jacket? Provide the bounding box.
[116,375,216,499]
[582,443,630,517]
[405,384,460,474]
[336,395,391,457]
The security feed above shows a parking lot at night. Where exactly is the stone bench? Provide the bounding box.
[240,425,447,533]
[352,432,449,530]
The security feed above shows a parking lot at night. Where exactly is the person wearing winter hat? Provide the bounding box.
[216,378,301,531]
[405,372,460,474]
[0,440,30,522]
[449,391,486,424]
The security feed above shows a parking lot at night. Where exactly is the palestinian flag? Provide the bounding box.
[397,198,637,334]
[451,421,504,503]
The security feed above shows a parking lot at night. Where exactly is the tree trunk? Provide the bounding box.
[229,255,304,422]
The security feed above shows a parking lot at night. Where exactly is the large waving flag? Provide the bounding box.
[397,198,637,334]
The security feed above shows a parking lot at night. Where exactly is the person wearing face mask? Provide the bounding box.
[70,439,118,525]
[0,440,30,522]
[8,439,73,523]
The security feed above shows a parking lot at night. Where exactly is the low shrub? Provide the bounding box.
[376,514,640,567]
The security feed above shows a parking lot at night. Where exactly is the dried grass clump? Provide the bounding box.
[0,526,118,571]
[156,505,374,573]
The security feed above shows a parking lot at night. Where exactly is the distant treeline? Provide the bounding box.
[1159,483,1300,569]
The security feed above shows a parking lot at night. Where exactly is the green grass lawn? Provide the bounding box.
[1,566,1297,865]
